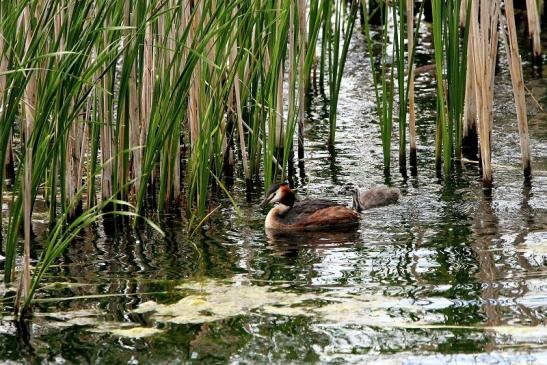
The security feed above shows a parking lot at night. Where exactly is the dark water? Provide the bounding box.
[2,19,547,365]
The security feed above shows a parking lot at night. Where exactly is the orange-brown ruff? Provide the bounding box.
[260,183,360,230]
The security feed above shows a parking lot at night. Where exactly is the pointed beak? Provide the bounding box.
[259,195,272,209]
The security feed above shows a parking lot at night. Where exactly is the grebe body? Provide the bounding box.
[260,183,360,231]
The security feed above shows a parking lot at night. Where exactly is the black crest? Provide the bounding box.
[265,183,281,197]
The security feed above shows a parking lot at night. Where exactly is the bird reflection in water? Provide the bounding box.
[264,227,361,257]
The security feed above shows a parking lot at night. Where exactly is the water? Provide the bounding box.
[1,19,547,365]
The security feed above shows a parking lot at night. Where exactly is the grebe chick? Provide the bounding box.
[260,183,360,230]
[351,186,400,212]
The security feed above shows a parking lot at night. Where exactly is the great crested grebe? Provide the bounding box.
[259,183,360,230]
[351,186,400,212]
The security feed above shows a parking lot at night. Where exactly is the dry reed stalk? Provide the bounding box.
[66,101,87,218]
[288,0,296,131]
[244,19,256,89]
[64,3,87,218]
[78,115,89,198]
[159,8,173,202]
[462,40,478,156]
[0,25,12,185]
[501,0,532,177]
[525,0,541,56]
[169,1,192,200]
[116,2,131,199]
[462,0,477,160]
[54,2,64,58]
[0,17,7,99]
[100,29,114,200]
[137,20,154,195]
[470,0,499,187]
[435,119,442,172]
[297,0,307,160]
[124,1,140,200]
[188,2,202,148]
[459,0,467,27]
[181,1,191,74]
[207,0,217,62]
[4,134,14,183]
[275,66,285,148]
[407,0,416,168]
[275,0,285,149]
[231,9,251,185]
[21,4,36,305]
[233,57,251,184]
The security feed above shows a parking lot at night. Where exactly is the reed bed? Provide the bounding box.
[361,0,395,175]
[0,0,540,316]
[0,0,326,315]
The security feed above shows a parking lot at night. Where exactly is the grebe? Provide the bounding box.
[259,183,360,230]
[351,186,400,212]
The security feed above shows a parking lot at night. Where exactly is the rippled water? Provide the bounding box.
[1,17,547,365]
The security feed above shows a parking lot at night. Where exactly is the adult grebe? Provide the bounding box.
[259,183,360,230]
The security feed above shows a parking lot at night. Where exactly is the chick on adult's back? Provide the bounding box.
[351,186,400,212]
[260,183,360,231]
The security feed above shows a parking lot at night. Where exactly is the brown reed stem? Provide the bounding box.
[470,0,499,187]
[188,2,202,148]
[297,0,307,160]
[232,27,251,185]
[501,0,532,177]
[462,41,478,160]
[21,4,36,309]
[275,0,285,150]
[525,0,541,57]
[407,0,417,169]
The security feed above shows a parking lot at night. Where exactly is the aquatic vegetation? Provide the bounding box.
[109,327,164,338]
[0,0,323,315]
[327,0,358,149]
[19,276,547,346]
[431,0,470,176]
[361,0,396,175]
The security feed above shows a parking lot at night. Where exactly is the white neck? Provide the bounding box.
[274,203,291,216]
[265,203,292,229]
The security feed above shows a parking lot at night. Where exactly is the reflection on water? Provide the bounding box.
[2,21,547,365]
[265,227,361,257]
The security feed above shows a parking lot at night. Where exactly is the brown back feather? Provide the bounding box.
[280,199,359,228]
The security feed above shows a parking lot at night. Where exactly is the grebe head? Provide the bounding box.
[337,182,358,195]
[336,182,360,210]
[259,183,296,208]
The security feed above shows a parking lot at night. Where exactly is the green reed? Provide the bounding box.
[1,0,128,312]
[431,0,470,176]
[328,0,357,149]
[1,0,335,314]
[364,0,423,176]
[361,0,394,175]
[393,0,407,173]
